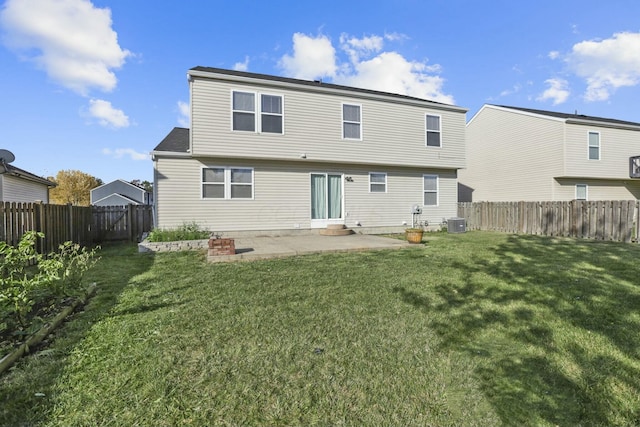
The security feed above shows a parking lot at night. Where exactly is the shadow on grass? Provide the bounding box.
[0,242,156,427]
[396,234,640,426]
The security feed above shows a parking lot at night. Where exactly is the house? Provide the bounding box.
[0,163,55,203]
[90,179,152,206]
[152,67,468,234]
[459,104,640,202]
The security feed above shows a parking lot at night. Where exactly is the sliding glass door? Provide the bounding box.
[311,173,343,227]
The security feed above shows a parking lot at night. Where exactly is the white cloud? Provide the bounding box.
[278,32,454,104]
[537,78,570,105]
[88,99,129,128]
[177,101,190,127]
[548,51,560,60]
[102,148,148,161]
[340,33,383,63]
[336,52,454,104]
[234,56,249,72]
[566,32,640,101]
[0,0,131,95]
[278,33,337,80]
[499,84,522,97]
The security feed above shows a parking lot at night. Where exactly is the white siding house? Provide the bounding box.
[459,105,640,202]
[152,67,468,234]
[0,164,55,203]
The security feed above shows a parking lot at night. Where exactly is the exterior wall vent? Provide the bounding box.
[448,218,466,233]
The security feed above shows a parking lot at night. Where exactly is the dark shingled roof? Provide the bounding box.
[154,127,189,153]
[496,105,640,128]
[5,164,56,187]
[190,66,463,109]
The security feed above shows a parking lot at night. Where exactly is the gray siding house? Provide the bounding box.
[90,179,152,206]
[152,67,468,234]
[459,104,640,202]
[0,164,55,203]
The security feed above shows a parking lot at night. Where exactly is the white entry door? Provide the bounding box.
[310,173,343,228]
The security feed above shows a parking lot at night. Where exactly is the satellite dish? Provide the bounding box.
[0,149,15,164]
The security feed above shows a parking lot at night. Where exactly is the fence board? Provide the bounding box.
[459,200,639,243]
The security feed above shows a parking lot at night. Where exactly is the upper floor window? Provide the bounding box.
[232,91,255,132]
[369,172,387,193]
[261,94,283,133]
[426,114,441,147]
[576,184,587,200]
[202,167,254,199]
[588,131,600,160]
[343,104,362,140]
[232,91,283,134]
[423,174,439,206]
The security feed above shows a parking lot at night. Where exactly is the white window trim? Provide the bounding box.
[425,114,442,148]
[588,131,600,161]
[202,166,254,200]
[576,184,588,201]
[230,90,284,135]
[259,92,285,135]
[423,174,439,206]
[368,172,387,193]
[342,102,363,141]
[231,90,257,133]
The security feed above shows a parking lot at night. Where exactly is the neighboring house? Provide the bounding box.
[459,104,640,202]
[152,67,468,234]
[90,179,152,206]
[0,164,55,203]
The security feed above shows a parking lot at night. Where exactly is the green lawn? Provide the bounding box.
[2,232,640,426]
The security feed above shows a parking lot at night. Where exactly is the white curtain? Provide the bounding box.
[311,174,327,219]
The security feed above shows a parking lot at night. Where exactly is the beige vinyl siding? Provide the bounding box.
[553,178,640,200]
[190,77,465,170]
[155,156,456,231]
[1,175,49,202]
[563,123,640,179]
[461,106,564,201]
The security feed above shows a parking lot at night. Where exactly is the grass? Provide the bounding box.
[1,232,640,426]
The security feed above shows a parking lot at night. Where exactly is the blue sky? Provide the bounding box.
[1,0,640,184]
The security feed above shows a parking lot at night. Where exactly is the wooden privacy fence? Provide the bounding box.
[0,202,153,252]
[92,205,153,242]
[458,200,640,243]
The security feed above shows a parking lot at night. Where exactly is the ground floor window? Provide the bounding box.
[369,172,387,193]
[202,166,253,199]
[311,173,342,220]
[576,184,587,200]
[423,174,439,206]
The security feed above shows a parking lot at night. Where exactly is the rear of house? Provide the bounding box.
[460,105,640,202]
[153,67,467,234]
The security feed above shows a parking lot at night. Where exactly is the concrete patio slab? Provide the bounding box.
[207,234,414,262]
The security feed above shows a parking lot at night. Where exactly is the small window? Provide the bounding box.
[576,184,587,200]
[203,167,254,199]
[232,91,255,132]
[261,94,283,134]
[426,115,441,147]
[343,104,361,140]
[423,174,438,206]
[369,172,387,193]
[588,132,600,160]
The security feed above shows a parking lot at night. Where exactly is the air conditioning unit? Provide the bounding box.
[448,218,466,233]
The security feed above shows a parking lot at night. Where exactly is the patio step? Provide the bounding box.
[319,224,355,236]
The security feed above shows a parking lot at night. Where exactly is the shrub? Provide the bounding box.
[0,231,99,332]
[146,222,211,242]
